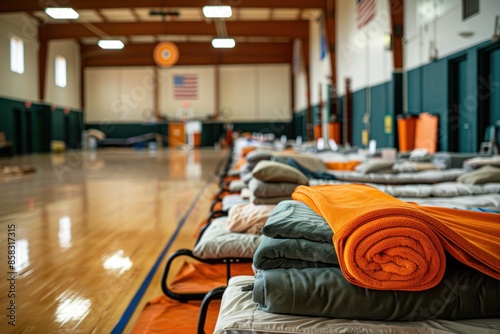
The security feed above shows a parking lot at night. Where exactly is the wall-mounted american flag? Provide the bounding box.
[173,74,198,100]
[356,0,376,29]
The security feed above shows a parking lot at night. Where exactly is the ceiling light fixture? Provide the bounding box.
[98,40,125,50]
[212,38,235,48]
[203,6,232,18]
[45,7,79,19]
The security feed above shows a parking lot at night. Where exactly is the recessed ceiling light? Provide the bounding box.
[98,40,125,49]
[203,6,232,18]
[45,7,79,19]
[212,38,235,48]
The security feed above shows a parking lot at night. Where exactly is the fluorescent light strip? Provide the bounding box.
[98,40,125,49]
[45,7,79,19]
[212,38,235,48]
[203,6,232,18]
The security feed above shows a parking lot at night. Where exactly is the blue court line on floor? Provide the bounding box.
[111,154,227,333]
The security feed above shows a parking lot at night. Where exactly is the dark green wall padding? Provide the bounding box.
[406,40,500,152]
[343,40,499,153]
[0,97,83,155]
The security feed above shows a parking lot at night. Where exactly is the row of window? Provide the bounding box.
[10,36,67,88]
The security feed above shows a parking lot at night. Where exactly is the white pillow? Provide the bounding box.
[193,217,262,259]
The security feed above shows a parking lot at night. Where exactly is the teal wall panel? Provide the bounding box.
[407,68,422,114]
[369,82,392,148]
[389,73,403,149]
[293,109,307,140]
[419,59,448,150]
[491,48,500,124]
[369,83,387,147]
[311,105,321,125]
[405,40,499,152]
[352,89,366,147]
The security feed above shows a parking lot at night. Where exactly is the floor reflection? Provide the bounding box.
[16,239,30,273]
[56,296,92,324]
[58,216,72,249]
[103,250,133,275]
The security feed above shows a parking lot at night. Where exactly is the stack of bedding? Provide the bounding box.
[310,164,500,210]
[248,160,309,205]
[251,185,500,323]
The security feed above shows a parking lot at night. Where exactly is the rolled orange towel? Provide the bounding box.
[292,184,500,291]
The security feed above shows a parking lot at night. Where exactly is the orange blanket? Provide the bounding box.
[325,161,361,171]
[292,184,500,291]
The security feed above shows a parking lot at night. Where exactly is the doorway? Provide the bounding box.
[478,44,500,148]
[13,109,23,155]
[25,110,33,154]
[448,55,473,152]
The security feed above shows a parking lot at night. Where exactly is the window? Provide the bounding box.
[10,37,24,74]
[55,55,67,88]
[462,0,479,20]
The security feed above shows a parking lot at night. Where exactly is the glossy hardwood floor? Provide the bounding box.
[0,147,228,333]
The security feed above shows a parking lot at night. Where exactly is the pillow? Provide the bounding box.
[273,152,326,172]
[251,195,292,205]
[240,146,256,157]
[457,165,500,185]
[226,203,276,234]
[463,156,500,171]
[252,160,308,184]
[229,179,247,192]
[221,194,249,212]
[248,178,299,198]
[193,216,262,259]
[241,171,254,184]
[245,150,274,164]
[355,159,395,174]
[240,188,251,199]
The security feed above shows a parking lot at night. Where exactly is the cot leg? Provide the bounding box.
[197,286,226,334]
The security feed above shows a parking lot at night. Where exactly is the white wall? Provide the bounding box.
[85,64,291,123]
[293,15,334,113]
[0,14,39,102]
[293,39,308,112]
[219,64,291,121]
[405,0,500,70]
[45,40,81,110]
[85,67,156,123]
[336,0,393,95]
[309,15,332,106]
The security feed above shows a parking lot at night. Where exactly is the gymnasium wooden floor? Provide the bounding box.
[0,147,228,333]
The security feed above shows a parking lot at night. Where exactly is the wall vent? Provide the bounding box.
[462,0,479,20]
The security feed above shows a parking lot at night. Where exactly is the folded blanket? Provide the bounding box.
[254,236,338,270]
[261,200,332,242]
[248,178,299,198]
[253,266,500,321]
[251,195,292,205]
[292,184,500,291]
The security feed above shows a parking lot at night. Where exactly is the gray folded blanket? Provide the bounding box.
[253,266,500,321]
